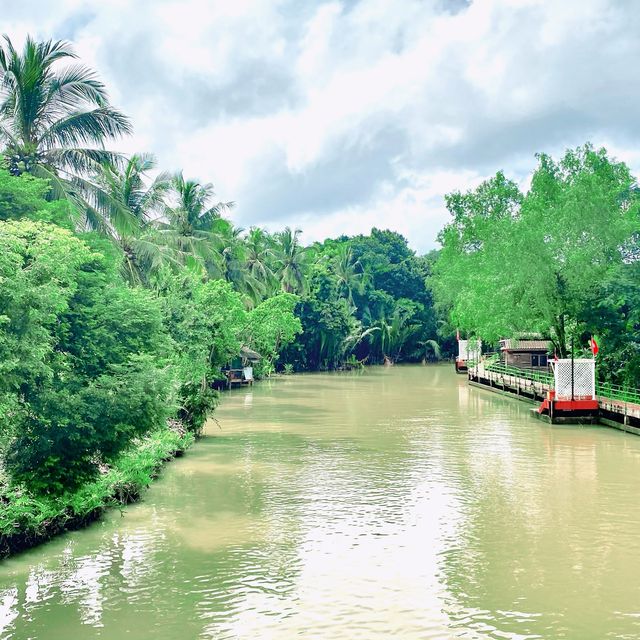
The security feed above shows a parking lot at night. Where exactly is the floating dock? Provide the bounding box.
[468,359,640,436]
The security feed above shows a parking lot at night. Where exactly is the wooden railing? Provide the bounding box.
[473,355,640,406]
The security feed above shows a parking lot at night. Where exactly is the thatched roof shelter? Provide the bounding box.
[240,346,262,362]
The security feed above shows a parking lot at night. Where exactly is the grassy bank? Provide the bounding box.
[0,424,194,559]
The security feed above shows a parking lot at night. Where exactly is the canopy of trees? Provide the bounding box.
[432,144,640,384]
[0,36,440,497]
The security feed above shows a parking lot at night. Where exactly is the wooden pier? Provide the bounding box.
[598,396,640,436]
[468,360,549,403]
[468,360,640,435]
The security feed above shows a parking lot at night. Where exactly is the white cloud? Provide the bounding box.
[259,168,485,252]
[4,0,640,251]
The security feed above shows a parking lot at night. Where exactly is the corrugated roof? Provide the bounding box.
[500,339,552,351]
[240,346,262,361]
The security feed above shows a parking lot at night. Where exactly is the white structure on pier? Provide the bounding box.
[457,339,482,364]
[552,358,596,400]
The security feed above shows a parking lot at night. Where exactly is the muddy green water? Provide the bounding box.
[2,365,640,639]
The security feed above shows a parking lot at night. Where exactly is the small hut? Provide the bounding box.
[499,339,552,370]
[224,346,262,387]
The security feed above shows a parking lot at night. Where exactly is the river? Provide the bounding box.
[2,365,640,639]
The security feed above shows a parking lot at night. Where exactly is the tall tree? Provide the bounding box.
[245,226,277,295]
[95,153,173,284]
[156,172,232,273]
[330,242,364,308]
[219,222,265,305]
[274,227,309,294]
[432,145,639,355]
[0,35,131,227]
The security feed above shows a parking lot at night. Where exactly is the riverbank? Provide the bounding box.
[0,424,194,560]
[1,374,308,560]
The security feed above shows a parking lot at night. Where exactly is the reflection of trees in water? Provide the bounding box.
[0,524,164,638]
[0,431,309,638]
[0,586,19,633]
[435,392,640,639]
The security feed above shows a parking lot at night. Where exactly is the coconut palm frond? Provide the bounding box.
[46,63,108,109]
[45,147,124,175]
[29,161,80,207]
[38,107,131,149]
[0,35,132,233]
[68,173,140,236]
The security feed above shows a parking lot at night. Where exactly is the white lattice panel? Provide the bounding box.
[458,339,482,362]
[553,359,595,400]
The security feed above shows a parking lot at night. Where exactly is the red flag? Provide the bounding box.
[553,351,558,362]
[590,336,599,356]
[456,328,460,341]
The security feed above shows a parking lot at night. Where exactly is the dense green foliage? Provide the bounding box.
[432,144,640,385]
[0,37,437,506]
[280,230,437,370]
[0,426,193,558]
[3,34,640,556]
[0,220,172,492]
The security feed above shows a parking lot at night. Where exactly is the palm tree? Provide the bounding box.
[95,153,174,284]
[100,153,169,223]
[0,35,131,225]
[369,308,420,364]
[415,339,442,362]
[156,173,233,273]
[218,222,265,305]
[331,243,364,307]
[273,227,309,294]
[246,227,277,294]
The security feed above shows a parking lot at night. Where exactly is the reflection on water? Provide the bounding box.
[2,365,640,638]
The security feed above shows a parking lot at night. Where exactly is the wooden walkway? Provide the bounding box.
[468,361,640,435]
[469,361,550,401]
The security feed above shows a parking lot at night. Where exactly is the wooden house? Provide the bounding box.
[223,346,262,388]
[499,339,552,370]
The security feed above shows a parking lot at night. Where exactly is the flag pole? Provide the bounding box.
[571,335,574,402]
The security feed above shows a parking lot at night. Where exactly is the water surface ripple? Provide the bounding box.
[2,365,640,639]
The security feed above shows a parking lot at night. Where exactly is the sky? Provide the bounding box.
[3,0,640,252]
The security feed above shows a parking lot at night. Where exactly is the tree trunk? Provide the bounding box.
[553,313,568,357]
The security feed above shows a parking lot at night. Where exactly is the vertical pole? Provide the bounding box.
[571,335,575,402]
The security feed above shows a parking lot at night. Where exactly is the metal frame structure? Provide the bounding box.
[552,358,595,400]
